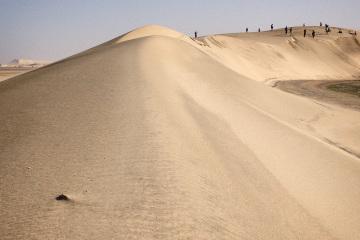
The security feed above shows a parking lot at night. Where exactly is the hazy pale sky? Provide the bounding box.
[0,0,358,63]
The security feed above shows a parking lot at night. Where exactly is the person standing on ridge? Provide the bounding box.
[285,26,288,35]
[325,24,330,33]
[304,29,307,37]
[271,24,274,31]
[312,30,316,38]
[194,31,198,38]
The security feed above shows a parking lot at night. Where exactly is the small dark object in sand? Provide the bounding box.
[56,194,70,201]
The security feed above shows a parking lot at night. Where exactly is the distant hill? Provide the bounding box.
[1,58,51,68]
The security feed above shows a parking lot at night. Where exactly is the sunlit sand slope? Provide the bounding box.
[199,26,360,82]
[1,25,360,240]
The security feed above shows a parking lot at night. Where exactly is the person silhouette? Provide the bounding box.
[285,26,288,35]
[258,28,261,32]
[271,24,274,31]
[312,30,315,38]
[304,29,307,37]
[325,24,330,33]
[246,27,248,33]
[194,31,198,38]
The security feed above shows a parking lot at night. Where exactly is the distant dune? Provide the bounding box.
[1,58,50,68]
[1,25,360,240]
[0,59,51,82]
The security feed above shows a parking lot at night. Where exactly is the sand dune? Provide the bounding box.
[0,68,31,82]
[1,25,360,239]
[199,26,360,82]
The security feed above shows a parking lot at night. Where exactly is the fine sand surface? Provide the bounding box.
[0,68,32,82]
[1,25,360,240]
[197,26,360,83]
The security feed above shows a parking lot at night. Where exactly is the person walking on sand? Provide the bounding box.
[194,31,198,38]
[312,30,316,38]
[304,29,307,37]
[246,27,248,33]
[285,26,288,35]
[271,24,274,31]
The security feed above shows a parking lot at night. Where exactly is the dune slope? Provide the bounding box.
[1,26,360,240]
[199,26,360,82]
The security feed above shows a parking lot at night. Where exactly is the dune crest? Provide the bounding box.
[115,24,187,43]
[199,27,360,82]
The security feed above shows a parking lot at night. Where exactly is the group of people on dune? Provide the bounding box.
[272,22,322,38]
[194,22,356,39]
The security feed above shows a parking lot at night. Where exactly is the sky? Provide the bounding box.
[0,0,359,63]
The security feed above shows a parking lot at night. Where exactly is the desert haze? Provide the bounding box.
[1,25,360,239]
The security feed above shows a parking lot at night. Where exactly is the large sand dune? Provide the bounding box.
[199,26,360,82]
[1,25,360,239]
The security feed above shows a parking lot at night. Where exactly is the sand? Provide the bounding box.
[198,26,360,83]
[0,68,32,82]
[1,25,360,240]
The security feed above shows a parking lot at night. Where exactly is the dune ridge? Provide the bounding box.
[1,25,360,240]
[197,26,360,82]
